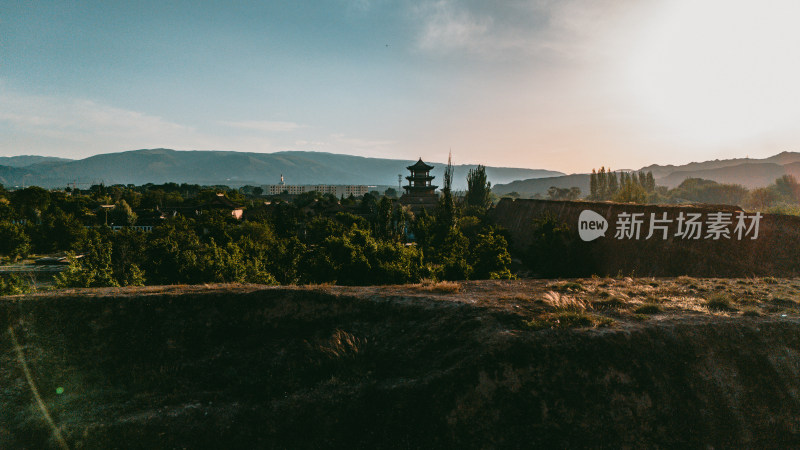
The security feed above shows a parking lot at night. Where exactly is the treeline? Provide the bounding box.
[642,174,800,212]
[589,167,657,202]
[552,166,800,213]
[0,165,513,292]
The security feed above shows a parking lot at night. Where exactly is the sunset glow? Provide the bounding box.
[628,0,800,145]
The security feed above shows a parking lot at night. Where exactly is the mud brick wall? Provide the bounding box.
[491,198,800,277]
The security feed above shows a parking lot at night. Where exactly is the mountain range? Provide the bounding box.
[0,149,563,190]
[493,151,800,196]
[4,148,800,195]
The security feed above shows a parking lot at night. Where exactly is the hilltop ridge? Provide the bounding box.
[0,148,562,189]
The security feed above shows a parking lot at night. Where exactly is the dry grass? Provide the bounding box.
[314,329,367,360]
[705,292,738,312]
[634,303,663,315]
[525,310,615,330]
[416,280,461,294]
[542,290,587,312]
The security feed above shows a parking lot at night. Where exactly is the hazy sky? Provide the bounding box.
[2,0,800,173]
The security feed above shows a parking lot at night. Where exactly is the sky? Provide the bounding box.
[2,0,800,173]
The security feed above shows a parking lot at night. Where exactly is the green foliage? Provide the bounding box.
[525,311,614,330]
[0,274,31,295]
[672,178,748,205]
[1,171,519,288]
[305,226,421,285]
[0,222,31,260]
[55,239,120,288]
[110,199,137,226]
[470,229,513,279]
[546,186,581,200]
[438,227,472,280]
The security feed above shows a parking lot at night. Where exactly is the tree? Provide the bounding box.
[645,172,656,192]
[435,153,457,233]
[0,274,31,295]
[0,222,31,261]
[774,175,800,203]
[547,187,581,200]
[373,196,394,239]
[466,165,492,209]
[608,169,619,196]
[55,237,119,288]
[614,177,648,203]
[470,229,513,279]
[110,199,137,226]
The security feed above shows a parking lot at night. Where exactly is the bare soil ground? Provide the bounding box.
[3,278,800,448]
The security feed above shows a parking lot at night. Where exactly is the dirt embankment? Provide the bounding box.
[3,281,800,448]
[492,198,800,277]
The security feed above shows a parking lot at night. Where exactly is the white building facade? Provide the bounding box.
[265,184,371,197]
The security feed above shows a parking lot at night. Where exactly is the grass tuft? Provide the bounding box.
[417,280,460,293]
[742,307,762,317]
[591,297,625,310]
[634,303,663,314]
[705,293,738,312]
[542,291,587,311]
[524,311,614,330]
[552,281,585,292]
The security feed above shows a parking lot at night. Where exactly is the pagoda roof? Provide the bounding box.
[407,158,434,171]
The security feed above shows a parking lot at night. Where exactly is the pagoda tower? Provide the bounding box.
[400,158,439,212]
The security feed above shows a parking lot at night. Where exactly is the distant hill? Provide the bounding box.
[495,151,800,197]
[0,155,72,168]
[656,162,789,189]
[493,174,590,197]
[0,149,563,189]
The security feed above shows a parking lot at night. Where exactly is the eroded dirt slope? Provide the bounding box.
[2,279,800,448]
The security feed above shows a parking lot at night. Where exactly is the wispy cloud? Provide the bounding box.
[0,89,192,142]
[412,0,639,59]
[220,120,305,132]
[0,87,281,156]
[414,0,492,53]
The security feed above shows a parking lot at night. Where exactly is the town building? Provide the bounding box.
[264,184,370,198]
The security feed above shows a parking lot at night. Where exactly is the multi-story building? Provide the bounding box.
[265,184,371,197]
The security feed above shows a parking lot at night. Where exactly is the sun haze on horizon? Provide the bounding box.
[1,0,798,174]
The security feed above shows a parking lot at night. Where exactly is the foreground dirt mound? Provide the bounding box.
[492,198,800,277]
[2,280,800,448]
